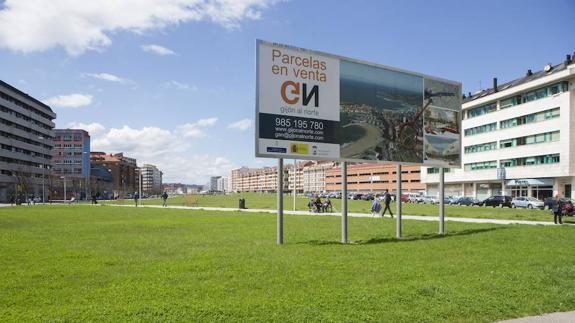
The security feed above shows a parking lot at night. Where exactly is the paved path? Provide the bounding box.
[107,204,573,227]
[499,310,575,322]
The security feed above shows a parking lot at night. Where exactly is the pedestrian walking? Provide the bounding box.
[162,191,168,207]
[382,189,393,218]
[552,194,564,225]
[91,194,98,205]
[371,197,381,217]
[134,192,139,207]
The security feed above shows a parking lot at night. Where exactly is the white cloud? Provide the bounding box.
[227,118,252,131]
[88,121,233,183]
[141,44,175,56]
[0,0,276,55]
[84,72,126,83]
[165,80,198,90]
[66,122,106,136]
[176,117,218,138]
[44,93,93,108]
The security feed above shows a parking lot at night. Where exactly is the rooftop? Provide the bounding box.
[0,79,54,113]
[464,53,575,103]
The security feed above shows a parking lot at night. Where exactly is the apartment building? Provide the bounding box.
[90,152,137,198]
[325,163,425,193]
[302,161,336,193]
[229,166,288,193]
[0,80,56,202]
[140,163,163,195]
[216,176,228,193]
[422,55,575,200]
[52,129,90,199]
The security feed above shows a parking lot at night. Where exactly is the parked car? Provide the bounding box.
[482,195,513,208]
[511,196,544,209]
[543,197,573,211]
[422,196,439,204]
[351,193,363,200]
[456,197,481,206]
[362,193,374,201]
[449,197,461,205]
[404,192,421,203]
[400,194,410,203]
[562,199,574,216]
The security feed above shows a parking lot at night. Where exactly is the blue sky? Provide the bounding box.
[0,0,573,183]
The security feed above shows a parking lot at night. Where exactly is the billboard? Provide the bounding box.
[255,40,462,167]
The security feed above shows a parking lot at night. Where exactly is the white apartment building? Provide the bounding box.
[216,176,228,193]
[302,161,335,193]
[422,55,575,200]
[140,164,163,195]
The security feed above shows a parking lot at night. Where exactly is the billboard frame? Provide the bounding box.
[255,39,462,168]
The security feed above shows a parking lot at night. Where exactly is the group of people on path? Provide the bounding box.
[370,189,394,218]
[308,197,333,213]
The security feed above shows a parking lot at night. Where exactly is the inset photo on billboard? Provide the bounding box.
[339,60,424,164]
[423,106,461,167]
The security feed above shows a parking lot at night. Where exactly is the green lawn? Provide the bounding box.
[1,205,575,322]
[112,192,571,223]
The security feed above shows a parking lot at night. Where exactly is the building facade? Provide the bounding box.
[325,163,425,193]
[229,166,288,193]
[422,56,575,200]
[0,80,56,202]
[216,176,228,193]
[52,129,90,199]
[302,161,336,193]
[140,164,162,196]
[90,152,137,198]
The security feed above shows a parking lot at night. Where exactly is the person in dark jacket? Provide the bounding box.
[162,191,168,207]
[552,194,564,224]
[382,189,393,218]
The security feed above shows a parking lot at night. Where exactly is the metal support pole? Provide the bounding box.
[341,162,348,244]
[293,159,296,211]
[277,158,284,245]
[42,168,45,204]
[139,171,142,205]
[439,167,445,234]
[63,177,67,202]
[396,164,402,239]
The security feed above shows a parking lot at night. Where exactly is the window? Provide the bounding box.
[499,153,560,168]
[464,123,497,136]
[467,102,496,118]
[464,141,497,154]
[464,161,497,171]
[500,108,559,129]
[427,168,451,174]
[499,95,522,109]
[523,81,568,103]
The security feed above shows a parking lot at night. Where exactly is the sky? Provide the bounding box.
[0,0,573,184]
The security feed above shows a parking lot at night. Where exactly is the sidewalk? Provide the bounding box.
[108,204,573,227]
[499,310,575,322]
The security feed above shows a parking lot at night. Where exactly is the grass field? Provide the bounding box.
[1,205,575,322]
[110,192,574,223]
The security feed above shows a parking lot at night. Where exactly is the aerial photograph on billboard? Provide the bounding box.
[339,60,424,163]
[422,79,461,166]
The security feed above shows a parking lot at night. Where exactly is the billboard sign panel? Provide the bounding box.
[255,40,462,167]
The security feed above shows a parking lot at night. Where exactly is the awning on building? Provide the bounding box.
[506,178,554,186]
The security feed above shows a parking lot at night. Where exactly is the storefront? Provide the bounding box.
[505,178,554,200]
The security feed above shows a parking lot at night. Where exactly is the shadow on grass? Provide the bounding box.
[303,227,505,246]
